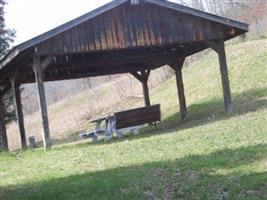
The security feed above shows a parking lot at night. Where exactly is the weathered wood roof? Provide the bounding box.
[0,0,249,84]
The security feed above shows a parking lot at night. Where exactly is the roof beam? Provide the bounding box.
[20,63,159,84]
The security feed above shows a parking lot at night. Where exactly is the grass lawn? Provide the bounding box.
[0,38,267,200]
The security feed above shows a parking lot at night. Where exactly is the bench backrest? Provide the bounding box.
[114,104,161,129]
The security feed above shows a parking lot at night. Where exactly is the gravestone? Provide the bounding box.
[29,136,37,148]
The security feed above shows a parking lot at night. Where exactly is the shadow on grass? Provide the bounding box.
[1,144,267,200]
[65,86,267,149]
[159,86,267,130]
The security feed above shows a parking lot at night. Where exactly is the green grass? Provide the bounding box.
[0,38,267,200]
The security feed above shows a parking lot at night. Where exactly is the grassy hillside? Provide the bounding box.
[0,38,266,200]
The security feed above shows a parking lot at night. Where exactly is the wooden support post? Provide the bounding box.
[130,70,151,107]
[0,84,10,151]
[0,94,8,151]
[32,56,52,150]
[175,67,187,120]
[10,75,27,150]
[142,81,151,107]
[217,40,233,113]
[168,57,187,120]
[207,40,233,113]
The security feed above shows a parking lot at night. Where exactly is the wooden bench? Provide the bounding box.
[114,104,161,130]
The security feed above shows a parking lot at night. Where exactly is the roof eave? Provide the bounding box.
[0,48,20,70]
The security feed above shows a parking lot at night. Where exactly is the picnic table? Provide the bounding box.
[89,115,114,142]
[90,115,110,131]
[79,104,161,142]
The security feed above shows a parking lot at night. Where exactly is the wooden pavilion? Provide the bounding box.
[0,0,248,151]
